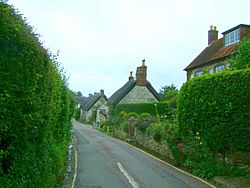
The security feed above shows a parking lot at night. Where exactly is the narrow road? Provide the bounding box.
[73,120,214,188]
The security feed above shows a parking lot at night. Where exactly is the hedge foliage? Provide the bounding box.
[178,69,250,155]
[0,2,73,187]
[114,102,175,117]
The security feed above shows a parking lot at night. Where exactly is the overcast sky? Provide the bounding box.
[7,0,250,97]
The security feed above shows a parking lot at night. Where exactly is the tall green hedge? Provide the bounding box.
[114,102,173,116]
[178,69,250,155]
[0,2,73,187]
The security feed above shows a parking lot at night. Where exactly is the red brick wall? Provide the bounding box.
[240,27,250,39]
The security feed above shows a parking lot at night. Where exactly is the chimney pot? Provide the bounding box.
[129,71,134,81]
[142,59,145,66]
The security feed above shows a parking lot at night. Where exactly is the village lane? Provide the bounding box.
[73,120,215,188]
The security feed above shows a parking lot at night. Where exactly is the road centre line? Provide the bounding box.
[117,162,139,188]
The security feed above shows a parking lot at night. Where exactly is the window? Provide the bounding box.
[191,73,194,79]
[215,64,225,72]
[209,69,214,74]
[195,70,203,77]
[224,28,240,46]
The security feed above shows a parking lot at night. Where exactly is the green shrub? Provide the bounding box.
[135,115,157,133]
[178,69,250,156]
[125,112,139,119]
[0,2,73,187]
[139,112,151,119]
[74,108,81,121]
[150,123,162,142]
[228,38,250,70]
[121,121,129,133]
[182,136,231,179]
[150,120,184,165]
[114,102,172,116]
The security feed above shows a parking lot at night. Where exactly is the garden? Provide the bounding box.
[100,39,250,181]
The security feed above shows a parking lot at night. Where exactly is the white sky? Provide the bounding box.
[7,0,250,96]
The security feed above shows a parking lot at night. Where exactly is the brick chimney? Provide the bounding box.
[136,59,147,86]
[129,71,134,81]
[208,25,218,45]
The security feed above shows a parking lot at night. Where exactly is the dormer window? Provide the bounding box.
[224,28,240,47]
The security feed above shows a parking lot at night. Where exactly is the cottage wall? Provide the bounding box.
[85,97,108,121]
[119,86,158,104]
[187,60,228,80]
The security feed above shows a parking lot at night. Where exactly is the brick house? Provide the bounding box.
[109,60,160,106]
[184,24,250,80]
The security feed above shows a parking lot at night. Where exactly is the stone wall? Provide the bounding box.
[115,127,173,160]
[119,86,158,104]
[135,130,173,160]
[114,127,128,141]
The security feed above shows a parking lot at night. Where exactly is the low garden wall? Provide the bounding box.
[134,129,174,160]
[114,127,174,160]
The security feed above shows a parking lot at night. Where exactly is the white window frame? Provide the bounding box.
[215,64,225,72]
[224,28,240,47]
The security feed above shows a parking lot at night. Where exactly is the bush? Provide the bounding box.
[126,112,139,119]
[74,108,81,121]
[150,123,162,142]
[228,38,250,70]
[178,69,250,157]
[149,120,184,165]
[0,2,73,187]
[139,112,151,119]
[135,115,157,133]
[114,102,173,117]
[182,133,231,179]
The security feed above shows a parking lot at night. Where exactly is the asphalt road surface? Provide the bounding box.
[73,120,215,188]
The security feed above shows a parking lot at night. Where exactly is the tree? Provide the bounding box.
[228,38,250,70]
[77,91,83,96]
[159,84,179,108]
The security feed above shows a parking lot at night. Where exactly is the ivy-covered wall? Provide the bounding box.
[0,2,73,187]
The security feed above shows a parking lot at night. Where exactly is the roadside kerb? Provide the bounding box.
[71,136,78,188]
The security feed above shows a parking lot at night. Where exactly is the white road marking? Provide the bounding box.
[115,138,216,188]
[117,162,139,188]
